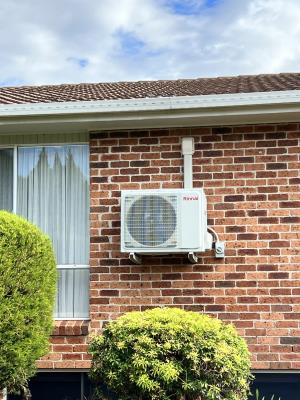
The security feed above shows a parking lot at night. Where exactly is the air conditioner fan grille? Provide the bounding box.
[125,195,177,247]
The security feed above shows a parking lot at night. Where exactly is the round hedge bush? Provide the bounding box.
[89,307,251,400]
[0,211,57,393]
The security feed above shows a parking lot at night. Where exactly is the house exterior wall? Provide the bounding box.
[39,122,300,371]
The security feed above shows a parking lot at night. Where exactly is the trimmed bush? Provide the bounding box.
[89,307,251,400]
[0,211,57,393]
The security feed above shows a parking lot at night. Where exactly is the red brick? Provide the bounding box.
[266,163,287,170]
[269,241,290,248]
[280,201,300,208]
[100,290,119,296]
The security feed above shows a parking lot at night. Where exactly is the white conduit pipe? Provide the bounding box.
[181,137,195,189]
[181,137,220,257]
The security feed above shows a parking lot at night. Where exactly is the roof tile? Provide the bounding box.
[0,73,300,105]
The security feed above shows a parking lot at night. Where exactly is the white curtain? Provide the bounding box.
[17,145,89,318]
[0,149,13,212]
[56,268,90,318]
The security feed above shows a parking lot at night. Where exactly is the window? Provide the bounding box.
[0,148,13,211]
[8,372,93,400]
[250,373,300,399]
[0,145,89,319]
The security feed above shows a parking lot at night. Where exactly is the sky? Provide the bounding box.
[0,0,300,86]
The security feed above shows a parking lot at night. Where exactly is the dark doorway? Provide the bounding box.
[250,373,300,400]
[8,372,92,400]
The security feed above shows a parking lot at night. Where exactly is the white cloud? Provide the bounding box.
[0,0,300,86]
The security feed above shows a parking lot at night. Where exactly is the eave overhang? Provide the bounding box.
[0,89,300,134]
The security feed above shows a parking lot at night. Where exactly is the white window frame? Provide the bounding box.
[0,142,90,320]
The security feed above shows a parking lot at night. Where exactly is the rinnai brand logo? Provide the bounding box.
[183,195,199,201]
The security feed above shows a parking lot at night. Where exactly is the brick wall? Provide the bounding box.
[89,123,300,370]
[38,123,299,370]
[36,320,90,369]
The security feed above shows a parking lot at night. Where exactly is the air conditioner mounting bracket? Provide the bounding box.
[188,252,199,264]
[129,252,142,265]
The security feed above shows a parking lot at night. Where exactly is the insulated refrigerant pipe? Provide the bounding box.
[181,137,195,189]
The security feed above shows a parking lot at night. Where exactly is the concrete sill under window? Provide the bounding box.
[53,320,90,336]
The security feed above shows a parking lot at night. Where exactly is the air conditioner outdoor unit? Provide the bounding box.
[121,189,212,256]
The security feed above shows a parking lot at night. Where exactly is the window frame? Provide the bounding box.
[0,142,90,320]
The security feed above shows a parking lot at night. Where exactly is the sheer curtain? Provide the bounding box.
[0,149,13,211]
[17,145,89,318]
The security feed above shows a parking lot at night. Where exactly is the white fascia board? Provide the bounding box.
[1,89,300,117]
[1,90,300,134]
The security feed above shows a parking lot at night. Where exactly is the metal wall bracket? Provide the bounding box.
[188,252,199,264]
[129,252,142,264]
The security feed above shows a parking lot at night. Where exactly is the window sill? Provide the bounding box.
[52,319,90,336]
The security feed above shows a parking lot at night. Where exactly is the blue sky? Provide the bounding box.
[0,0,300,86]
[167,0,220,14]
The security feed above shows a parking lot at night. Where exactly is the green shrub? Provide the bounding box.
[89,307,252,400]
[0,211,57,393]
